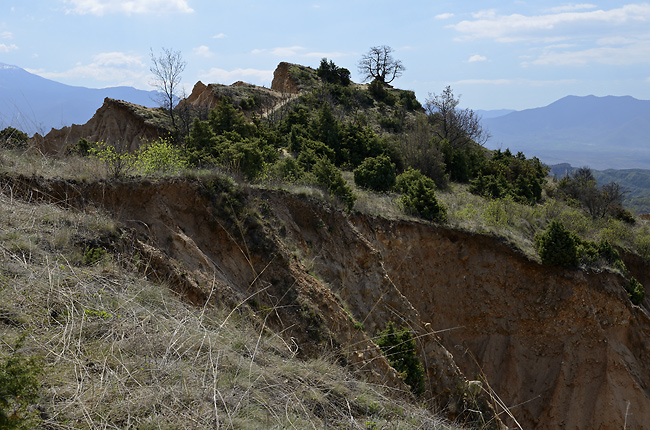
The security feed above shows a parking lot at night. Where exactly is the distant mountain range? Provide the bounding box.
[0,63,159,136]
[481,95,650,170]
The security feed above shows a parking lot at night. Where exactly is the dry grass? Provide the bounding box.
[0,178,461,429]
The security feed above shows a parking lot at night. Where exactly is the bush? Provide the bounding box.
[313,157,356,210]
[89,141,136,178]
[316,58,351,86]
[220,139,265,181]
[0,337,42,429]
[535,221,578,267]
[626,277,645,306]
[65,137,93,156]
[396,169,446,222]
[375,322,425,396]
[0,127,28,149]
[353,155,396,191]
[136,137,188,175]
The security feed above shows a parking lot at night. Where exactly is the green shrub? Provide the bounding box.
[88,141,136,178]
[65,137,93,156]
[353,155,396,192]
[83,246,107,266]
[313,157,356,210]
[316,58,351,86]
[0,337,42,429]
[396,169,446,222]
[375,322,425,396]
[136,137,188,175]
[536,221,578,267]
[220,139,265,181]
[0,127,28,149]
[626,278,645,305]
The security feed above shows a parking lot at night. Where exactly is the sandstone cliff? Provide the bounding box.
[31,98,169,155]
[5,174,650,429]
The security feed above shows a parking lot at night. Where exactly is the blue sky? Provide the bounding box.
[1,0,650,110]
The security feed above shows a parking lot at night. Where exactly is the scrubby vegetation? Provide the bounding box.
[376,322,426,397]
[1,57,649,429]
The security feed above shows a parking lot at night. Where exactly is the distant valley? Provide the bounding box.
[481,95,650,170]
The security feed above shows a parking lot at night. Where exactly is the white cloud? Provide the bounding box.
[435,13,454,20]
[525,39,650,66]
[547,4,597,13]
[468,54,487,62]
[31,52,148,87]
[252,46,347,59]
[93,52,145,67]
[1,31,13,39]
[213,33,227,39]
[450,4,650,42]
[454,78,578,86]
[270,46,306,56]
[199,68,274,85]
[0,43,18,53]
[472,9,497,19]
[304,51,346,58]
[193,45,213,58]
[64,0,193,15]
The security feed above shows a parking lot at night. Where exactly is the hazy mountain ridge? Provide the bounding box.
[483,95,650,170]
[0,62,159,135]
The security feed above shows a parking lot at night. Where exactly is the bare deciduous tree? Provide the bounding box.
[150,47,186,133]
[424,85,489,148]
[357,45,404,84]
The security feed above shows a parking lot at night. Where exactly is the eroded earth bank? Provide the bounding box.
[6,174,650,429]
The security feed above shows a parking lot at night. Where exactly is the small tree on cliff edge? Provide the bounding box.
[150,47,186,135]
[358,45,404,85]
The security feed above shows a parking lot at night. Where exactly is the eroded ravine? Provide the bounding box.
[5,174,650,429]
[352,217,650,430]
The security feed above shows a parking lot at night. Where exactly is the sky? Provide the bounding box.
[1,0,650,110]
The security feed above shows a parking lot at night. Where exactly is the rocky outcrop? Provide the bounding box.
[31,98,168,155]
[271,62,299,94]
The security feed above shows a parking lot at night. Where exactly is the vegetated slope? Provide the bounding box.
[484,95,650,170]
[0,62,158,136]
[0,177,464,429]
[4,173,650,429]
[1,173,504,429]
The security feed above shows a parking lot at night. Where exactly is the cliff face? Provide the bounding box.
[31,98,168,155]
[4,174,650,429]
[354,218,650,430]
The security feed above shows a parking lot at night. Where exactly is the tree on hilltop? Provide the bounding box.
[357,45,404,85]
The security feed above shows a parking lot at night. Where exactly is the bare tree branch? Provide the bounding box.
[357,46,404,84]
[150,47,186,134]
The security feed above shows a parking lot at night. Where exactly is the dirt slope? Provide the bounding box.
[5,174,650,429]
[3,174,502,427]
[354,218,650,430]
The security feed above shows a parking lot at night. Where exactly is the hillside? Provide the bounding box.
[0,63,158,136]
[2,61,650,429]
[483,95,650,170]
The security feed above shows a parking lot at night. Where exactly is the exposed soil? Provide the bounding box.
[5,173,650,429]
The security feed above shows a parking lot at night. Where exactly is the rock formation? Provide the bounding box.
[31,98,168,155]
[271,61,300,94]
